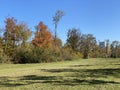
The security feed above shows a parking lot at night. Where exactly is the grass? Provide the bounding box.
[0,58,120,90]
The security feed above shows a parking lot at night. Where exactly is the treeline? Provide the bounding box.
[0,17,120,63]
[66,29,120,58]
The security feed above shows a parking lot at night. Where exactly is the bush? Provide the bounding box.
[14,46,83,64]
[61,47,75,60]
[14,47,60,63]
[0,48,11,63]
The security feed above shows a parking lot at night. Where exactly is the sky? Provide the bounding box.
[0,0,120,44]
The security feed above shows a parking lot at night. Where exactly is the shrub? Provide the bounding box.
[14,46,82,64]
[0,48,11,63]
[14,47,58,63]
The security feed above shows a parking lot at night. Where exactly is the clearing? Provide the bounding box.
[0,58,120,90]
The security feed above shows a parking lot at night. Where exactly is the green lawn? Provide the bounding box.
[0,58,120,90]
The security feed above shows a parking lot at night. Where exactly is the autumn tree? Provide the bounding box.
[16,23,32,47]
[0,36,4,52]
[32,22,63,63]
[4,17,17,55]
[12,23,32,63]
[3,17,32,62]
[32,22,53,49]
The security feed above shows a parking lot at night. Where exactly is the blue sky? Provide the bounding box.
[0,0,120,43]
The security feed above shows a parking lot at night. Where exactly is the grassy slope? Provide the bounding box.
[0,58,120,90]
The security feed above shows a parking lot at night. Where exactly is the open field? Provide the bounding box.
[0,58,120,90]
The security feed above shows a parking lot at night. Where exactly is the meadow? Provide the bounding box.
[0,58,120,90]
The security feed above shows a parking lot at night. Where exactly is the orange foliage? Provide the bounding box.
[33,22,53,49]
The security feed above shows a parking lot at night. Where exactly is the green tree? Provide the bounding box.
[80,34,97,59]
[105,39,111,58]
[66,28,81,52]
[111,40,120,58]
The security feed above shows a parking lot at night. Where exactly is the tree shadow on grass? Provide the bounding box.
[18,75,120,86]
[21,75,63,81]
[41,68,120,85]
[0,75,63,87]
[69,64,94,67]
[0,67,120,87]
[41,68,78,73]
[42,79,120,86]
[0,77,27,87]
[41,68,120,78]
[0,73,120,87]
[20,68,120,86]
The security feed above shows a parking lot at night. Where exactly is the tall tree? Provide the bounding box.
[4,17,32,56]
[0,28,4,51]
[53,10,65,46]
[66,28,81,52]
[80,34,97,59]
[105,39,111,57]
[4,17,17,55]
[32,22,53,49]
[17,23,32,47]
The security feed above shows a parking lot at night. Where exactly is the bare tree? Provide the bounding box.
[53,10,65,46]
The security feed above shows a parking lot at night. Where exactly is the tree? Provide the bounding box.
[66,28,81,52]
[80,34,97,59]
[32,22,53,49]
[105,39,111,58]
[3,17,32,60]
[16,23,32,47]
[53,10,65,46]
[111,40,120,58]
[4,17,17,55]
